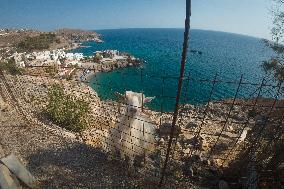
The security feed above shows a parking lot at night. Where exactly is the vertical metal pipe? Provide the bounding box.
[159,0,192,186]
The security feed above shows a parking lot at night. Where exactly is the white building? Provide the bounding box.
[10,49,85,68]
[65,53,84,61]
[35,51,51,60]
[13,52,26,68]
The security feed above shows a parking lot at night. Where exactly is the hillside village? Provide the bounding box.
[0,28,142,81]
[9,49,142,82]
[12,49,140,68]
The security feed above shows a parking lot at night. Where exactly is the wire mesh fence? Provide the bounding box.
[1,63,283,188]
[1,1,283,188]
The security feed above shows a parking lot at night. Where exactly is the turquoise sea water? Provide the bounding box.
[71,29,277,112]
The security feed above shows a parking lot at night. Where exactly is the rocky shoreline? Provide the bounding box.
[78,59,142,80]
[73,50,143,81]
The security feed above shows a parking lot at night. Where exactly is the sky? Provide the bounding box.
[0,0,274,39]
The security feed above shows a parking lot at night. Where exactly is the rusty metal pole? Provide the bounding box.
[159,0,191,187]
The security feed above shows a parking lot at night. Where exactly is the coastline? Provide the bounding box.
[65,41,99,51]
[76,58,143,82]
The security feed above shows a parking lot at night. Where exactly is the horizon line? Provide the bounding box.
[94,27,267,39]
[0,26,269,40]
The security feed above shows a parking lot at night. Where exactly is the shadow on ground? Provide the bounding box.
[26,141,140,189]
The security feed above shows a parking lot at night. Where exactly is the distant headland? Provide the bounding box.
[0,28,102,55]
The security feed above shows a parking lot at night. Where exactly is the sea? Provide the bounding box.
[71,28,277,112]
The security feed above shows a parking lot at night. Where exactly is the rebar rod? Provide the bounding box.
[159,0,191,186]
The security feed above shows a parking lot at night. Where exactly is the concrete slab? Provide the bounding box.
[1,154,36,188]
[0,163,22,189]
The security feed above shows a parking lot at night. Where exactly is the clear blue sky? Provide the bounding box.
[0,0,273,39]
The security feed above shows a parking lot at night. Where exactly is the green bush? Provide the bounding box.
[93,54,102,63]
[44,84,90,132]
[0,58,24,75]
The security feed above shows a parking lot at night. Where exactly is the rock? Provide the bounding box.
[227,125,234,132]
[237,127,250,143]
[182,154,201,165]
[159,138,165,145]
[219,180,230,189]
[278,162,284,169]
[182,165,194,177]
[158,123,181,136]
[0,164,22,189]
[178,134,186,141]
[199,136,208,150]
[206,113,213,119]
[183,148,190,155]
[191,154,201,162]
[175,142,182,150]
[183,104,195,111]
[183,137,197,146]
[0,97,11,112]
[231,113,245,122]
[1,154,36,188]
[186,121,198,129]
[183,136,206,150]
[203,159,211,166]
[255,115,266,125]
[213,159,223,167]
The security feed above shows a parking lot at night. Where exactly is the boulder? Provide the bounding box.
[1,154,36,188]
[183,136,206,150]
[159,138,165,145]
[158,123,181,136]
[237,127,250,143]
[0,163,22,189]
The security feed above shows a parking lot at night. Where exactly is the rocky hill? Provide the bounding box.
[55,28,101,43]
[0,28,102,58]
